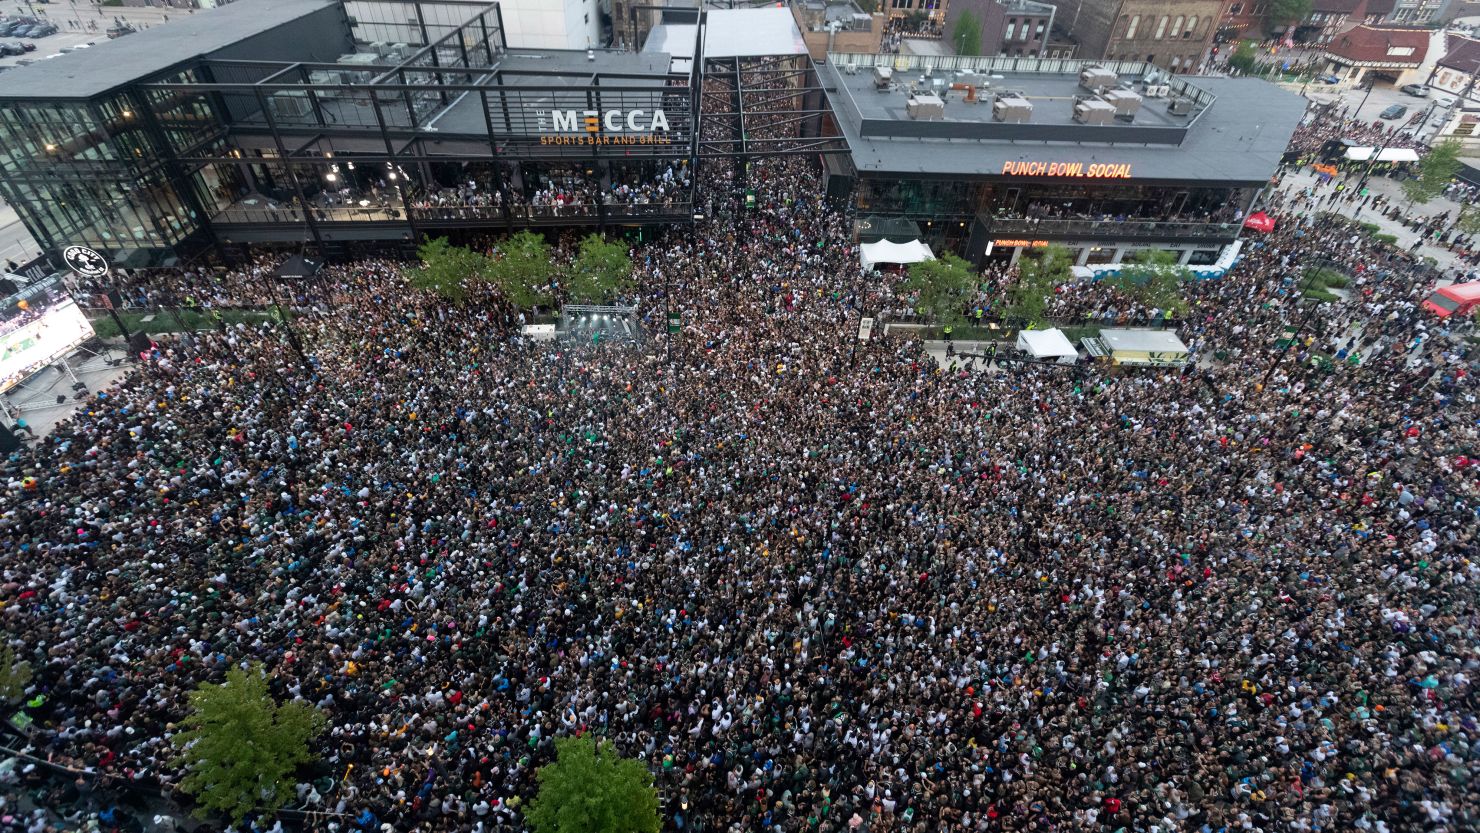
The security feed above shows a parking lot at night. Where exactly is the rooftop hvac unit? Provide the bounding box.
[843,63,859,75]
[338,52,380,66]
[1167,96,1194,116]
[1101,88,1143,119]
[269,90,312,119]
[1073,98,1116,125]
[993,94,1032,123]
[369,41,392,56]
[873,66,893,90]
[907,92,945,119]
[1145,84,1170,98]
[1079,65,1117,93]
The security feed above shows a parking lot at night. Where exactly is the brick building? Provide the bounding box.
[1320,24,1429,85]
[941,0,1056,57]
[792,0,885,59]
[1056,0,1223,70]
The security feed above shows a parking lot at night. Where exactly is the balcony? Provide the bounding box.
[988,217,1240,242]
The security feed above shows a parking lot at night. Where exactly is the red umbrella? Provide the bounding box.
[1243,211,1276,233]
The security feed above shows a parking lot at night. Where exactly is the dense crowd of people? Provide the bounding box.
[2,123,1479,833]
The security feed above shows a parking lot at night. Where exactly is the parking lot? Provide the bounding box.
[1,0,191,67]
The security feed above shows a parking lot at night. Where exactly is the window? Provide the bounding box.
[1005,21,1016,39]
[1035,22,1045,38]
[1170,16,1182,39]
[1125,15,1139,38]
[1153,16,1168,39]
[1170,55,1181,70]
[1229,2,1242,13]
[1184,15,1197,37]
[1021,21,1030,39]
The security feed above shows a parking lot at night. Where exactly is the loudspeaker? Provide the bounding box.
[128,332,152,354]
[0,425,19,454]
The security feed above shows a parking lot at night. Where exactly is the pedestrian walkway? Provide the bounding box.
[1273,168,1474,278]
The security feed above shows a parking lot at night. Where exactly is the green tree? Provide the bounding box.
[567,234,635,303]
[855,0,877,12]
[526,736,660,833]
[903,10,929,30]
[1401,139,1463,207]
[406,236,489,305]
[951,10,983,56]
[1006,244,1072,327]
[489,230,555,309]
[1111,249,1190,315]
[172,663,325,824]
[1457,205,1480,236]
[1264,0,1312,31]
[903,252,978,328]
[1227,41,1259,75]
[0,645,32,704]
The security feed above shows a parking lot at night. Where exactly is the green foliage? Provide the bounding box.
[526,736,660,833]
[1458,206,1480,236]
[406,237,489,305]
[951,11,983,56]
[567,234,634,303]
[1304,286,1339,303]
[1356,221,1382,236]
[1310,268,1350,289]
[903,253,978,328]
[1264,0,1312,28]
[1110,249,1189,314]
[1373,233,1399,245]
[1006,244,1072,327]
[0,645,32,704]
[1227,41,1259,75]
[854,0,877,12]
[172,663,325,824]
[489,230,555,309]
[1402,140,1463,206]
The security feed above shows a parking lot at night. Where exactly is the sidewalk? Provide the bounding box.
[1273,168,1474,278]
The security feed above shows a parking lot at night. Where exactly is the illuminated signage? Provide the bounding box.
[994,239,1049,248]
[541,108,674,145]
[1000,161,1133,178]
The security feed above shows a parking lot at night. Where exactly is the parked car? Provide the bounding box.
[29,23,57,37]
[18,40,34,51]
[1317,74,1341,84]
[105,23,135,38]
[1400,83,1429,97]
[1379,104,1408,120]
[0,42,23,56]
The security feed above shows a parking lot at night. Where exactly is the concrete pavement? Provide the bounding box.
[1,0,204,67]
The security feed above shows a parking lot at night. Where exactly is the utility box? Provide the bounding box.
[1073,98,1116,125]
[993,94,1033,123]
[1101,88,1143,118]
[1079,66,1117,93]
[873,66,893,90]
[907,93,945,119]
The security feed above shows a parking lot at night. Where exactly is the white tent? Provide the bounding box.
[1070,265,1095,280]
[1344,147,1421,163]
[1015,328,1079,364]
[860,239,935,270]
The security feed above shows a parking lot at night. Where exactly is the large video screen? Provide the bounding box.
[0,276,96,394]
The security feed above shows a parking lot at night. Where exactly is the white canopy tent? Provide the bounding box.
[860,239,935,271]
[1015,328,1079,364]
[1344,147,1421,163]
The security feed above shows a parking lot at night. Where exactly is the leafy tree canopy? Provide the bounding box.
[903,252,978,328]
[526,736,660,833]
[406,236,489,305]
[1401,140,1463,207]
[172,663,325,824]
[1265,0,1312,28]
[490,230,556,309]
[567,234,635,303]
[0,645,32,704]
[1110,249,1190,315]
[1227,41,1259,75]
[952,11,983,56]
[1006,244,1073,328]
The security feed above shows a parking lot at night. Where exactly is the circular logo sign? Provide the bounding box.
[62,245,110,279]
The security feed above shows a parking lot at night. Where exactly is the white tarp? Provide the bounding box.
[860,239,935,270]
[1344,147,1422,162]
[1015,328,1079,363]
[1070,265,1095,279]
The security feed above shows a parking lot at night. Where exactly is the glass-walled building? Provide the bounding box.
[0,0,699,266]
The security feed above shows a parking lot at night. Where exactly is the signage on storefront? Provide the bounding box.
[993,239,1050,248]
[999,161,1134,178]
[541,108,674,145]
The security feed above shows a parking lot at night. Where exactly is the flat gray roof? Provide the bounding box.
[825,66,1307,184]
[643,8,807,59]
[0,0,338,100]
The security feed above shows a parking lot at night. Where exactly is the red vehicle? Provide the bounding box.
[1421,283,1480,318]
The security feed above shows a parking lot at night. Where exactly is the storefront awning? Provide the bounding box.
[275,253,322,280]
